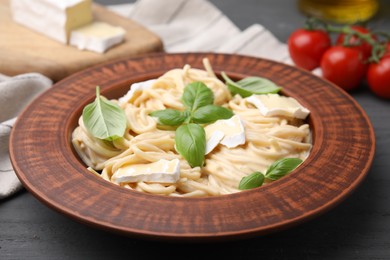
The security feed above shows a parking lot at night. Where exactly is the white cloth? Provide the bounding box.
[0,73,52,199]
[1,0,312,199]
[109,0,293,63]
[109,0,323,76]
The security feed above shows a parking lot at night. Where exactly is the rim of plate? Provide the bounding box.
[9,53,375,242]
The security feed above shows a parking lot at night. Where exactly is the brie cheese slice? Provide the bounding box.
[246,94,310,119]
[112,159,180,184]
[11,0,93,44]
[70,22,126,53]
[205,130,224,155]
[118,79,157,105]
[204,115,246,154]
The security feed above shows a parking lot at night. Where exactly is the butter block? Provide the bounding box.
[11,0,93,44]
[70,22,126,53]
[246,94,310,119]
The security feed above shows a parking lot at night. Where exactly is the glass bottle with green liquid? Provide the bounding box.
[299,0,379,24]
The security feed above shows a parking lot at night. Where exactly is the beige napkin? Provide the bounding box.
[109,0,293,63]
[0,73,52,199]
[109,0,323,75]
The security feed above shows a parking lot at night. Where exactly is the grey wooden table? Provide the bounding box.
[2,1,390,259]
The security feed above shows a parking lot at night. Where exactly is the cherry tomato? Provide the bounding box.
[288,29,331,71]
[336,26,376,60]
[321,46,368,91]
[367,55,390,99]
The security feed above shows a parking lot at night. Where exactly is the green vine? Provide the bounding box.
[304,17,390,63]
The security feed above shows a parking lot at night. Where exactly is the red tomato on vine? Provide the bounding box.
[289,18,390,97]
[288,29,331,71]
[367,55,390,99]
[321,46,368,91]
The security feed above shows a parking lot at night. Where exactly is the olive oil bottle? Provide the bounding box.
[298,0,379,24]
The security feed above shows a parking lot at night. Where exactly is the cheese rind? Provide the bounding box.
[205,130,224,155]
[204,115,246,154]
[246,94,310,119]
[112,159,180,184]
[70,22,126,53]
[11,0,93,44]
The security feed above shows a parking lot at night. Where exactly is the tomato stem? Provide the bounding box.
[302,17,389,63]
[369,44,386,63]
[372,31,390,40]
[320,20,387,62]
[304,17,327,31]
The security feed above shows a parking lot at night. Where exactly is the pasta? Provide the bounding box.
[72,58,311,197]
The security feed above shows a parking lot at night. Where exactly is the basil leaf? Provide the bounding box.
[150,109,190,126]
[191,105,234,124]
[182,82,214,112]
[175,123,206,168]
[265,158,303,181]
[221,72,281,98]
[237,77,282,94]
[82,86,127,141]
[239,172,265,190]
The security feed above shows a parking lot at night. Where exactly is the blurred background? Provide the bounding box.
[96,0,390,43]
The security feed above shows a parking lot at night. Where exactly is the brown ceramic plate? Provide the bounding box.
[10,53,375,242]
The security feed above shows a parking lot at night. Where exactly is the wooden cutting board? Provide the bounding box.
[0,0,163,82]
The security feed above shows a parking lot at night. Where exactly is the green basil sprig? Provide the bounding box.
[82,86,127,141]
[149,109,190,126]
[238,172,265,190]
[150,81,234,167]
[181,82,234,124]
[191,105,234,124]
[238,158,303,190]
[182,82,214,112]
[151,82,233,126]
[265,158,303,181]
[221,72,282,98]
[175,124,206,167]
